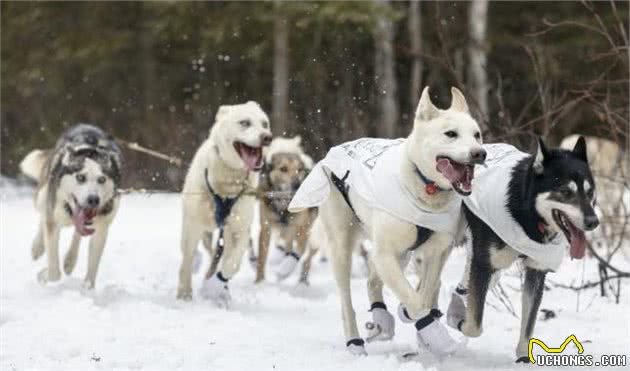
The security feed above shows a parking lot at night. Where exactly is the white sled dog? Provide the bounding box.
[177,101,272,304]
[289,87,486,355]
[20,124,123,289]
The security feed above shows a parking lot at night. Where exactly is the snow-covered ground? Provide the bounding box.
[1,189,629,371]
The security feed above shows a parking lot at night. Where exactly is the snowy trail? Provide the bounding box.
[1,192,628,371]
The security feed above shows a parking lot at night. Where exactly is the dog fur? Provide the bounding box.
[313,87,485,354]
[176,101,272,302]
[447,137,599,362]
[256,136,318,283]
[20,124,122,289]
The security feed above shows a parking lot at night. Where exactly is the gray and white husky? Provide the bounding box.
[20,124,122,289]
[446,137,599,362]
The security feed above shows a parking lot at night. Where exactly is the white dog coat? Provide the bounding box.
[288,137,462,235]
[464,143,566,271]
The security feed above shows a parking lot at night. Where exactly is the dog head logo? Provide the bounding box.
[528,334,585,364]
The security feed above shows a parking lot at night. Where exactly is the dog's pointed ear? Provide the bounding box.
[533,137,549,174]
[449,87,469,113]
[572,136,588,163]
[416,86,440,122]
[215,105,231,122]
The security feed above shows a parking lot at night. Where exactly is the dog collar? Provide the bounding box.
[415,167,449,195]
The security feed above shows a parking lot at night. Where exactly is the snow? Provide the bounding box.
[1,188,629,371]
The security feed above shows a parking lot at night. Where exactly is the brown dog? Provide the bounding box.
[256,136,318,283]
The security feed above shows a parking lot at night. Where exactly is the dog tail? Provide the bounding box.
[19,149,49,184]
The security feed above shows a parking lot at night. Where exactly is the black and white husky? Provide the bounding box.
[445,137,599,362]
[20,124,122,289]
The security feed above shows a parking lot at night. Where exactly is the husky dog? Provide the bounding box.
[19,124,122,289]
[446,137,599,362]
[255,136,318,283]
[177,101,272,303]
[289,87,485,355]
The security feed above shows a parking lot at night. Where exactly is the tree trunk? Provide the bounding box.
[272,2,290,136]
[468,0,489,130]
[408,0,423,106]
[374,0,399,138]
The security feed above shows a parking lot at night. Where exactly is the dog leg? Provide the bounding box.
[177,222,203,300]
[364,258,395,342]
[63,230,82,275]
[460,259,493,338]
[447,253,470,330]
[201,226,246,306]
[84,225,109,289]
[255,219,271,283]
[31,221,45,260]
[515,266,547,363]
[298,243,318,284]
[38,221,61,283]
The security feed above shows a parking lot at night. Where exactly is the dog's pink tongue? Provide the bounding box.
[436,158,464,183]
[568,223,586,259]
[72,209,95,236]
[239,146,262,171]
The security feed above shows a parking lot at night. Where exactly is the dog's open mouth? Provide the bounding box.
[234,141,263,171]
[72,207,97,236]
[552,209,586,259]
[435,156,475,196]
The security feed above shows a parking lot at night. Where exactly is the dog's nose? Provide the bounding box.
[470,148,487,164]
[261,134,272,146]
[87,195,100,208]
[584,215,599,230]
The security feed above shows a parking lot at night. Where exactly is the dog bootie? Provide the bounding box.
[274,251,299,281]
[415,310,460,356]
[365,302,395,342]
[201,271,231,307]
[447,285,467,331]
[346,338,367,356]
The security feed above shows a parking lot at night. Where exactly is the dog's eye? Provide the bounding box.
[261,121,269,129]
[280,166,289,173]
[444,131,458,138]
[97,176,107,184]
[76,174,86,184]
[561,189,573,198]
[474,132,481,140]
[239,120,251,128]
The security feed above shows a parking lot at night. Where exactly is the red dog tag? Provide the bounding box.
[426,183,438,195]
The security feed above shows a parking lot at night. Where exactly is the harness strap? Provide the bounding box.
[204,168,241,273]
[330,170,360,219]
[409,226,433,251]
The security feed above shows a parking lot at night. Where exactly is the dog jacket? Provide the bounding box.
[463,143,566,271]
[288,137,462,235]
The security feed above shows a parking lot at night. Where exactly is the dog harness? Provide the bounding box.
[204,168,241,267]
[462,144,566,271]
[288,138,461,236]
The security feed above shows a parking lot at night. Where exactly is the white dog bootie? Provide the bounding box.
[365,302,395,342]
[346,338,367,356]
[447,285,468,331]
[274,251,300,281]
[415,309,460,356]
[201,271,231,307]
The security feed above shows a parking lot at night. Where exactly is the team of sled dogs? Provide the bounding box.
[20,88,605,362]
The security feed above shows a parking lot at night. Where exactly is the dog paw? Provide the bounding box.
[397,303,419,324]
[63,254,78,276]
[31,243,44,261]
[176,287,193,301]
[274,253,299,281]
[346,339,367,356]
[366,307,395,342]
[82,279,95,291]
[37,268,61,284]
[417,320,461,356]
[460,320,482,338]
[446,292,467,330]
[201,273,231,307]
